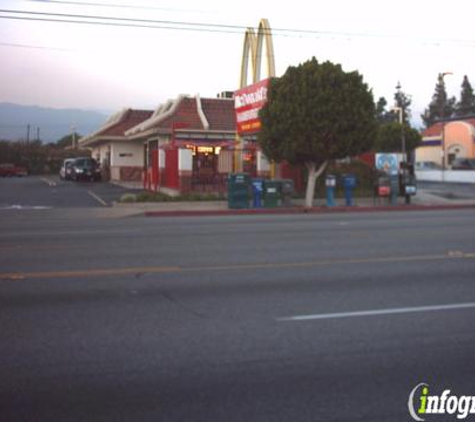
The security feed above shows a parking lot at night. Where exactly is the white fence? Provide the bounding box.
[415,170,475,183]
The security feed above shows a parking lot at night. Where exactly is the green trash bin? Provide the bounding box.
[227,173,251,209]
[263,179,281,208]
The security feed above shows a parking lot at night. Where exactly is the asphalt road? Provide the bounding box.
[0,175,131,209]
[0,179,475,421]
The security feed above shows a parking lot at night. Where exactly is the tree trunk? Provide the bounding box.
[305,161,328,208]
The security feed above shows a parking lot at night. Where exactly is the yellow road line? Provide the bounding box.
[0,252,473,281]
[184,252,473,273]
[0,266,180,281]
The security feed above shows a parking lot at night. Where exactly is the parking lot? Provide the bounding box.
[0,175,135,209]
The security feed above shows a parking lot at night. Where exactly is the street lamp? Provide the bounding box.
[440,72,453,171]
[392,106,405,165]
[392,106,410,204]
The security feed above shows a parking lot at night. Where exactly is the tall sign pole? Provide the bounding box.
[236,19,276,174]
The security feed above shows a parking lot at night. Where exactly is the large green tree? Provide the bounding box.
[455,75,475,117]
[421,73,456,128]
[258,58,376,207]
[375,83,412,125]
[375,97,389,123]
[373,122,421,153]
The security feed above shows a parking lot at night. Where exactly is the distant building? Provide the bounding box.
[416,116,475,167]
[79,109,153,182]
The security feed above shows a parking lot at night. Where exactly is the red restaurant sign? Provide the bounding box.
[234,78,269,135]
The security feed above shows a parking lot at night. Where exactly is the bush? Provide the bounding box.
[119,191,224,203]
[119,193,138,203]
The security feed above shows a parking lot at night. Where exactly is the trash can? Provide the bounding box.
[251,178,264,208]
[325,174,337,207]
[280,179,294,207]
[227,173,251,209]
[342,174,357,206]
[263,179,281,208]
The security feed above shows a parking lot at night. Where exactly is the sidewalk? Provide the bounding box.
[108,189,475,218]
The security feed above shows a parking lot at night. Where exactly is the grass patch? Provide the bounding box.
[120,191,225,203]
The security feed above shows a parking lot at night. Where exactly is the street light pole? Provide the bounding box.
[392,106,405,164]
[440,72,453,172]
[392,105,412,204]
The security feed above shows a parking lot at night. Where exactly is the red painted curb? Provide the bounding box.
[143,203,475,218]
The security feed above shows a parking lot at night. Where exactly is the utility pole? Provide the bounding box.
[440,72,453,171]
[71,124,76,150]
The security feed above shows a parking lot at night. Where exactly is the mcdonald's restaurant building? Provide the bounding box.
[80,89,304,194]
[125,94,239,194]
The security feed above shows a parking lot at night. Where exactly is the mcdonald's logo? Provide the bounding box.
[235,19,275,135]
[239,18,276,89]
[235,78,269,135]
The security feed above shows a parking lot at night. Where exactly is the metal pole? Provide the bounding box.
[440,72,452,176]
[71,125,76,150]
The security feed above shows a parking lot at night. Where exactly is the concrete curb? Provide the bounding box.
[143,203,475,218]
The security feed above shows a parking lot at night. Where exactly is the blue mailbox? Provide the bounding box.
[251,178,264,208]
[342,174,357,206]
[325,174,336,207]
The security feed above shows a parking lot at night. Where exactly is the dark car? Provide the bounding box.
[451,158,475,170]
[70,157,101,181]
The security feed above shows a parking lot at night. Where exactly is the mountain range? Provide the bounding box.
[0,103,109,143]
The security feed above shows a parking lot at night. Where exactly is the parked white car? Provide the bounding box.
[59,158,76,180]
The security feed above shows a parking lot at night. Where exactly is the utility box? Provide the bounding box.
[227,173,251,209]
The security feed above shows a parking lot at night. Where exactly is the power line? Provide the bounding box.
[0,41,73,51]
[0,9,255,32]
[1,8,474,47]
[26,0,208,14]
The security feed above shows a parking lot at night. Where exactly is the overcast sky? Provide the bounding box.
[1,0,474,127]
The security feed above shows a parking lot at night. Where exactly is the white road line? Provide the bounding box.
[277,302,475,322]
[87,190,108,206]
[40,177,57,187]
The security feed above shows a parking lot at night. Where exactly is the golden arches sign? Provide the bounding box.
[239,19,275,88]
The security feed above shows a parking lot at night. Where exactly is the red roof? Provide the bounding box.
[201,98,236,131]
[138,96,236,133]
[158,98,204,130]
[422,117,475,137]
[100,109,153,137]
